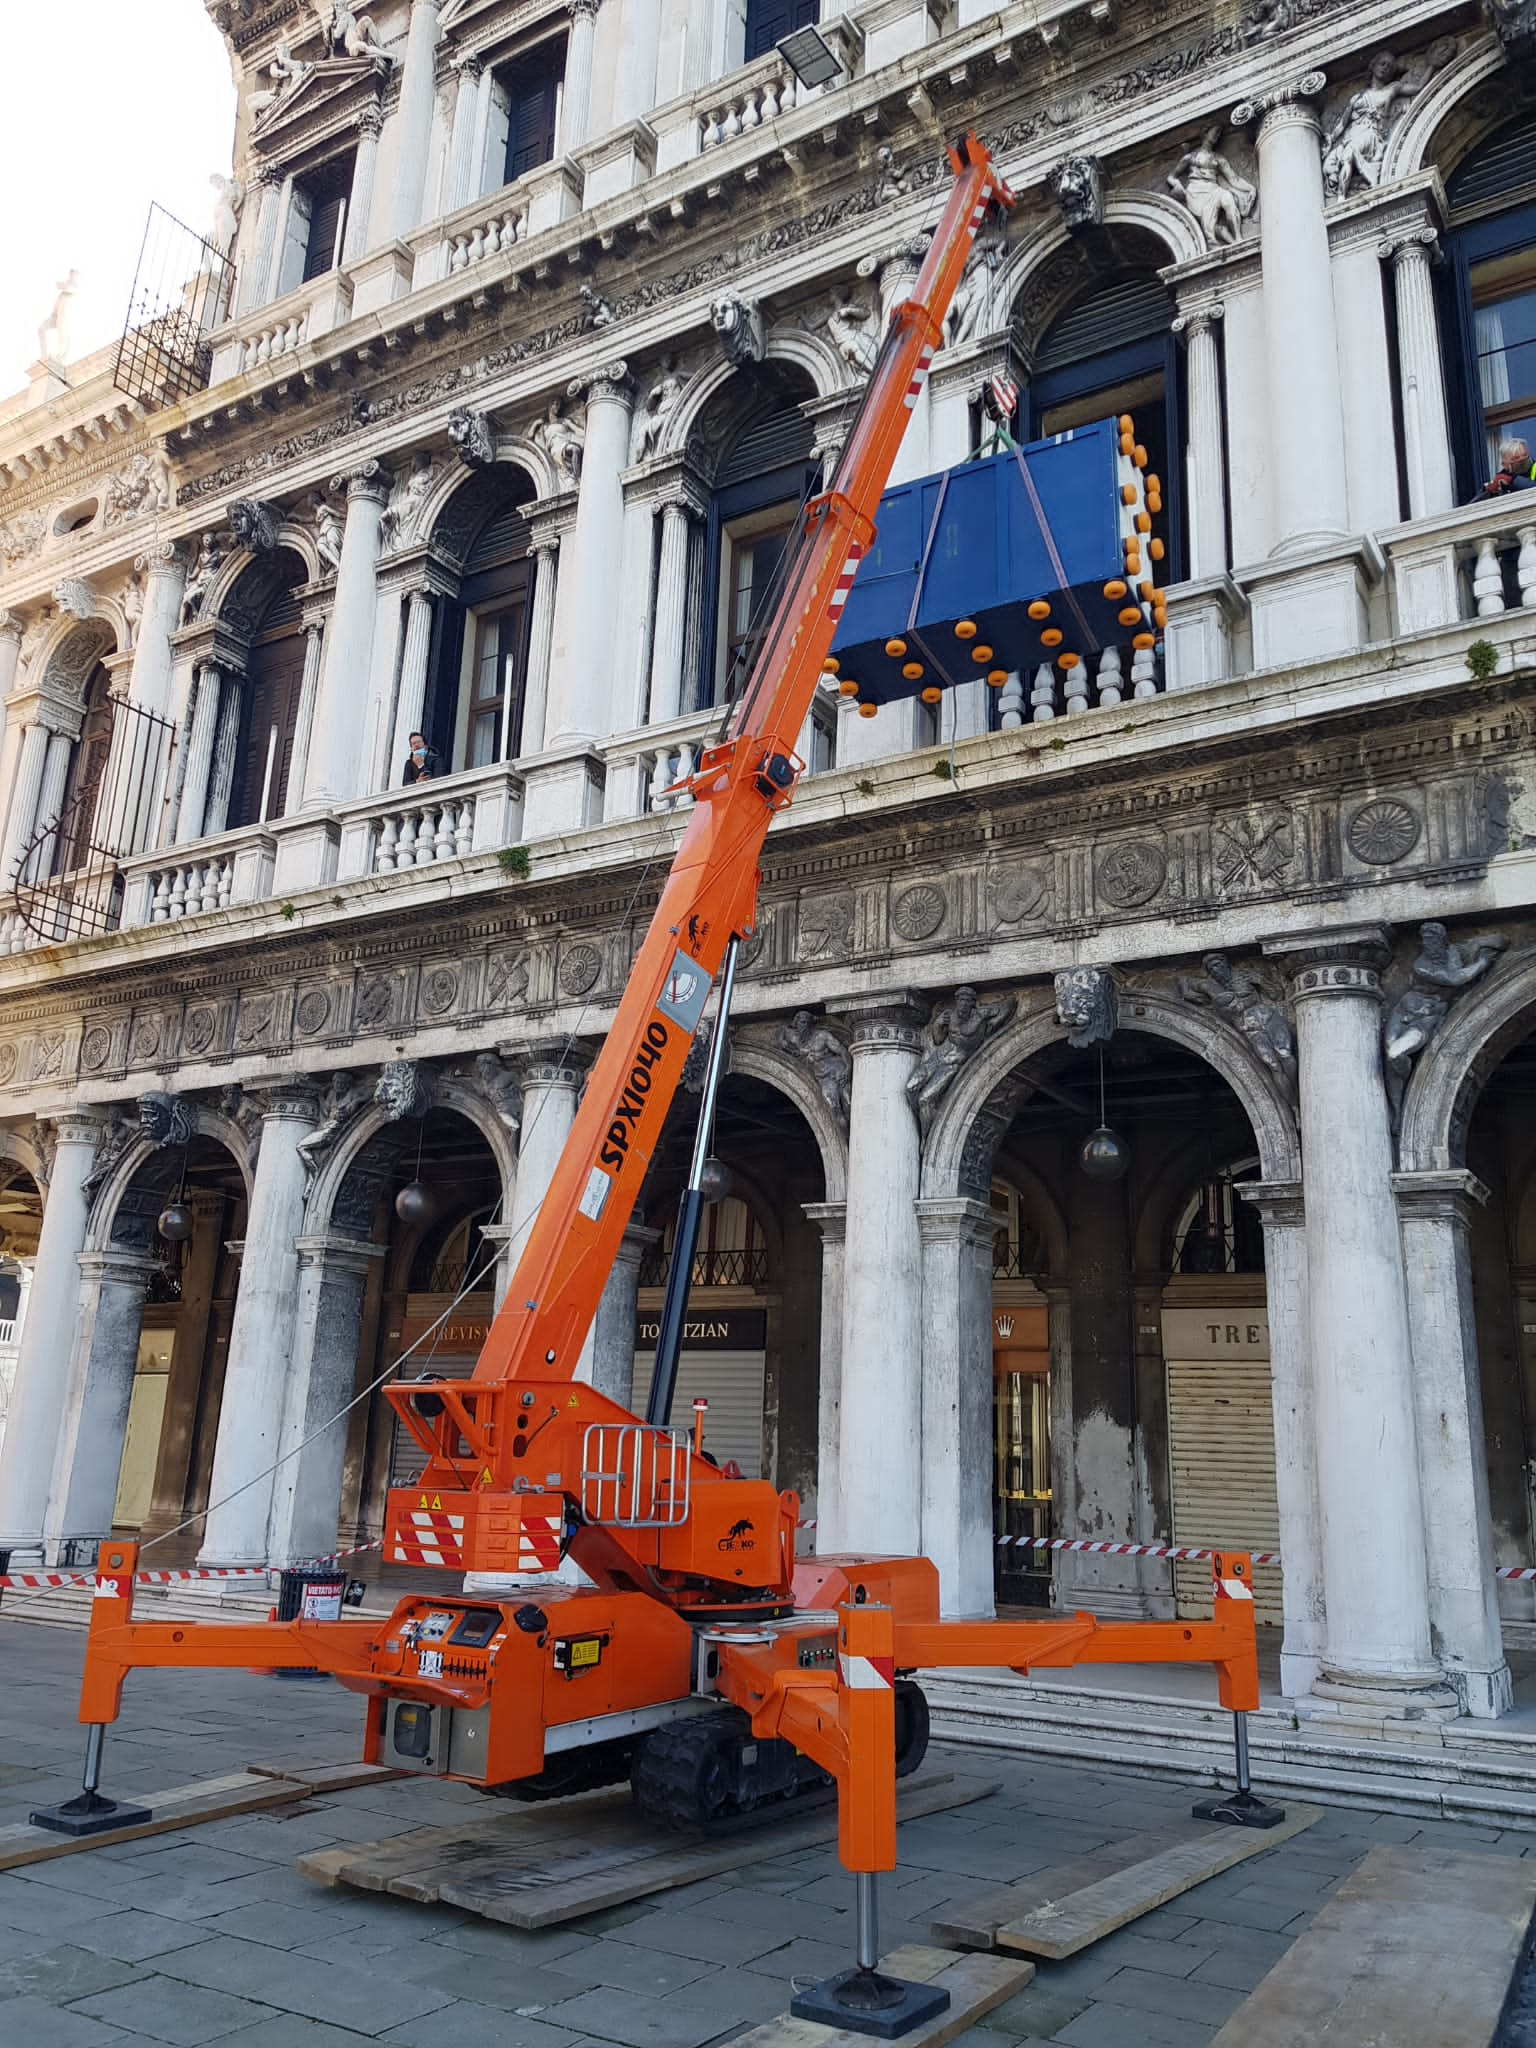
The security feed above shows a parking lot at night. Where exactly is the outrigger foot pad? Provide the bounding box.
[791,1968,951,2039]
[1191,1788,1286,1830]
[30,1789,153,1838]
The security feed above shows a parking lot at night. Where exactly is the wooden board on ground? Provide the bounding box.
[247,1759,403,1793]
[299,1770,998,1927]
[1210,1844,1536,2047]
[991,1803,1322,1961]
[0,1768,316,1870]
[933,1822,1216,1951]
[729,1943,1033,2048]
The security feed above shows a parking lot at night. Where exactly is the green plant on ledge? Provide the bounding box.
[1466,639,1499,681]
[497,845,532,878]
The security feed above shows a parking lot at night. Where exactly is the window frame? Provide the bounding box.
[701,457,818,709]
[1447,197,1536,497]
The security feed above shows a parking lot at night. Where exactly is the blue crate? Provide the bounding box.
[828,416,1157,710]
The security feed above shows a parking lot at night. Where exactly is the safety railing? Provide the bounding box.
[580,1422,691,1528]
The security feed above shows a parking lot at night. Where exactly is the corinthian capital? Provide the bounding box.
[569,359,632,407]
[1231,70,1327,131]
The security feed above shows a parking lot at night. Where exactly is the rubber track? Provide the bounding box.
[633,1708,831,1835]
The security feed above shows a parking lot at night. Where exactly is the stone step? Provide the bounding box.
[924,1671,1536,1829]
[0,1580,398,1630]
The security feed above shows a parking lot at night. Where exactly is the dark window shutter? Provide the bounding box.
[1449,115,1536,215]
[504,40,563,182]
[1035,275,1175,370]
[230,630,307,827]
[744,0,818,61]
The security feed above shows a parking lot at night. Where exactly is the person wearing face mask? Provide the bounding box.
[401,731,439,785]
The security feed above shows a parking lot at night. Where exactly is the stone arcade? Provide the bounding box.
[3,0,1536,1756]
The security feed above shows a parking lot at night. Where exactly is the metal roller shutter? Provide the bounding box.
[1165,1357,1282,1626]
[630,1351,766,1479]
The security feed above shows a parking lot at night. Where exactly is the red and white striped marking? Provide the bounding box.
[1213,1574,1254,1603]
[904,344,935,411]
[826,545,864,618]
[994,1536,1284,1566]
[517,1515,563,1572]
[840,1650,896,1690]
[0,1564,273,1592]
[388,1511,465,1569]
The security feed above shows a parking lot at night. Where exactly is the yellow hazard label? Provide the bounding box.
[419,1492,443,1511]
[418,1493,428,1509]
[568,1393,580,1407]
[480,1467,494,1487]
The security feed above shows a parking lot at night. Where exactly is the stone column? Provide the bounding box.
[836,1004,923,1555]
[1389,231,1456,520]
[546,366,633,745]
[804,1201,846,1550]
[386,0,444,243]
[199,1086,319,1566]
[304,463,391,807]
[445,59,482,214]
[125,543,186,720]
[284,623,325,816]
[509,1047,588,1268]
[267,1234,384,1566]
[917,1197,997,1617]
[43,1232,157,1560]
[172,663,222,843]
[202,669,245,836]
[343,104,385,265]
[1237,1180,1325,1698]
[611,0,661,127]
[522,541,559,756]
[1269,928,1451,1709]
[590,1223,658,1409]
[563,0,601,153]
[240,170,284,315]
[30,730,73,879]
[647,495,695,726]
[388,591,435,780]
[478,1221,516,1311]
[0,615,24,851]
[2,721,50,882]
[0,1113,101,1562]
[1393,1168,1511,1717]
[1175,306,1227,579]
[1242,81,1349,554]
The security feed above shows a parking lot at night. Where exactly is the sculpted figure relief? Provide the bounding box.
[711,291,766,368]
[778,1011,852,1126]
[180,532,222,623]
[313,498,344,573]
[579,284,616,330]
[1487,0,1536,49]
[1055,966,1118,1048]
[381,459,435,548]
[207,174,244,260]
[376,1058,430,1121]
[630,359,685,464]
[1047,155,1104,230]
[907,987,1016,1132]
[473,1051,522,1132]
[1322,46,1454,199]
[447,407,496,468]
[531,398,585,487]
[249,40,312,117]
[1383,923,1507,1113]
[946,239,1004,347]
[1177,953,1296,1098]
[229,500,278,553]
[827,297,880,377]
[1167,129,1256,247]
[314,0,389,61]
[104,449,175,525]
[875,144,911,204]
[138,1091,194,1148]
[296,1070,373,1180]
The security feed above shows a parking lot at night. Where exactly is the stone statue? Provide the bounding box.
[1047,155,1104,231]
[875,144,911,204]
[447,406,495,468]
[1322,46,1455,199]
[530,398,585,488]
[630,358,685,463]
[711,291,766,368]
[229,499,279,553]
[37,271,79,366]
[1054,966,1117,1048]
[579,284,616,330]
[1383,923,1507,1114]
[376,1058,430,1121]
[296,1069,373,1180]
[1487,0,1536,50]
[249,40,311,117]
[315,0,389,61]
[121,571,144,647]
[180,531,222,623]
[827,297,880,377]
[82,1108,135,1202]
[381,459,435,547]
[217,1083,263,1163]
[1177,953,1296,1098]
[946,239,1004,347]
[473,1051,522,1132]
[52,579,96,623]
[1167,129,1256,247]
[778,1010,852,1125]
[313,499,344,573]
[138,1090,194,1148]
[1247,0,1300,34]
[907,987,1016,1132]
[207,174,244,260]
[104,450,175,526]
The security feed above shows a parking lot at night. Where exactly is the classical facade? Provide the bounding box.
[4,0,1536,1735]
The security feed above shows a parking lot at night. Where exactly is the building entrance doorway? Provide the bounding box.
[993,1297,1052,1609]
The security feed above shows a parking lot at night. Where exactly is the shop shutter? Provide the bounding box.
[630,1350,766,1479]
[1164,1356,1282,1625]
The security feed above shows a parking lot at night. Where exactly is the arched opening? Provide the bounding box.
[968,1032,1276,1631]
[227,549,308,828]
[421,464,537,776]
[0,1165,43,1476]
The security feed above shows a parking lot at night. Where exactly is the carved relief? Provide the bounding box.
[946,239,1005,348]
[180,533,223,624]
[1096,839,1167,909]
[778,1010,852,1126]
[80,1026,111,1073]
[826,297,880,377]
[799,893,854,962]
[530,399,585,487]
[380,458,437,548]
[294,989,331,1035]
[1346,797,1421,866]
[472,1050,521,1131]
[559,942,603,998]
[711,291,766,367]
[138,1091,194,1147]
[991,860,1052,927]
[1321,44,1457,200]
[630,359,686,464]
[1383,923,1506,1115]
[182,1006,218,1056]
[0,1043,18,1086]
[296,1069,372,1182]
[1047,154,1105,230]
[420,965,459,1016]
[34,1034,65,1081]
[313,497,344,573]
[1487,0,1536,50]
[228,500,279,553]
[103,449,175,526]
[891,883,946,943]
[1177,953,1297,1099]
[487,952,531,1008]
[1055,967,1118,1047]
[1213,809,1292,891]
[235,994,275,1048]
[907,988,1016,1133]
[1166,128,1256,247]
[356,975,395,1029]
[376,1059,430,1121]
[447,407,496,468]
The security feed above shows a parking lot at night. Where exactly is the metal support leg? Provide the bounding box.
[790,1871,951,2039]
[30,1723,154,1838]
[1191,1710,1286,1830]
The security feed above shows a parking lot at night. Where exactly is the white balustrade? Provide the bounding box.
[1387,497,1536,637]
[146,855,235,921]
[372,795,477,872]
[701,65,799,149]
[337,763,524,880]
[445,202,528,274]
[239,313,307,374]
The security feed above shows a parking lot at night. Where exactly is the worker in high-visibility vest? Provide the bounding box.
[1477,434,1536,499]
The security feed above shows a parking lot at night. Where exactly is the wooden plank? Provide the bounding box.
[0,1769,313,1871]
[248,1759,404,1793]
[728,1944,1033,2048]
[435,1772,996,1929]
[297,1788,635,1896]
[995,1804,1322,1961]
[1211,1845,1536,2048]
[932,1823,1209,1951]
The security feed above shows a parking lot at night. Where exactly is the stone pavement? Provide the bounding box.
[1,1612,1530,2047]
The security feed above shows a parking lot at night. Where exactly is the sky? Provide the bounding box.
[0,1,238,398]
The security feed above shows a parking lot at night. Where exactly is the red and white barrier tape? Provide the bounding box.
[0,1538,382,1594]
[994,1536,1284,1566]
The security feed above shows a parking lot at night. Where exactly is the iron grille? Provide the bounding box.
[114,204,231,410]
[13,699,177,944]
[638,1245,768,1288]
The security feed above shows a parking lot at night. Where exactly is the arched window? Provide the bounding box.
[228,554,307,830]
[701,388,819,709]
[1444,112,1536,493]
[423,476,534,772]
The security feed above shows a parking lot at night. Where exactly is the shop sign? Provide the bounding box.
[635,1309,767,1352]
[1161,1307,1269,1359]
